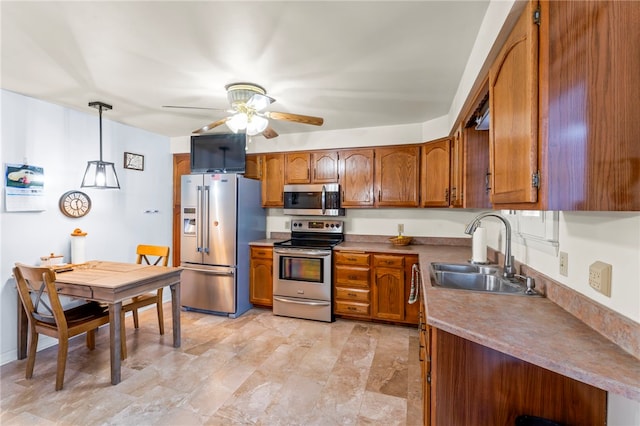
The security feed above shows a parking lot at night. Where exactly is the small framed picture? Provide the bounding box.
[124,152,144,171]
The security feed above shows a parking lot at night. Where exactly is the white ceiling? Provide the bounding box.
[1,1,491,138]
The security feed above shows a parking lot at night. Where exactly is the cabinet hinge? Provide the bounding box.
[532,171,540,189]
[533,5,541,26]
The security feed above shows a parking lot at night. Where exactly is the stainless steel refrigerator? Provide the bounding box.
[180,173,265,317]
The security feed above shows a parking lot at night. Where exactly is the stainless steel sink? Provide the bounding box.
[431,262,499,275]
[430,263,539,296]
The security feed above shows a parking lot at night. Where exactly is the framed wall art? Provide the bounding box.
[124,152,144,171]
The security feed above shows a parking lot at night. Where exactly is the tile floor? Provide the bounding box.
[1,306,422,425]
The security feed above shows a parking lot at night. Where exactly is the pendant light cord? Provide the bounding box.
[98,104,103,162]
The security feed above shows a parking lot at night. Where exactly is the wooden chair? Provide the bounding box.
[121,245,170,357]
[13,263,112,391]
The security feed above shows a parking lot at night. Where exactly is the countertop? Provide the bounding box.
[334,242,640,401]
[249,239,284,247]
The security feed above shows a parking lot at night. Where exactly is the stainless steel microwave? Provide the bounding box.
[283,183,345,216]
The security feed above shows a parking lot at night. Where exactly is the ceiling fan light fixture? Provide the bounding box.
[81,101,120,189]
[225,82,266,107]
[226,112,248,133]
[247,115,268,136]
[246,93,272,111]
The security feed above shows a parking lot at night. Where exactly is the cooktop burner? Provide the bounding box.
[275,237,343,250]
[275,219,344,249]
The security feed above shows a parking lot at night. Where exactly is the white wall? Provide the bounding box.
[0,90,173,363]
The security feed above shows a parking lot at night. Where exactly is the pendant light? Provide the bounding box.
[81,101,120,189]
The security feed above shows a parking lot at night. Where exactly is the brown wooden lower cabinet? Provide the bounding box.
[334,251,419,325]
[422,326,607,426]
[249,246,273,307]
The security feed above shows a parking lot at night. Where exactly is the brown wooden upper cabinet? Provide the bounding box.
[449,126,465,208]
[489,0,539,207]
[339,146,420,208]
[339,149,375,207]
[261,153,285,207]
[539,0,640,210]
[244,154,262,180]
[285,150,339,184]
[421,138,451,208]
[374,146,420,207]
[488,0,639,210]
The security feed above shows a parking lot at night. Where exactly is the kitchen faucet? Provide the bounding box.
[464,212,516,278]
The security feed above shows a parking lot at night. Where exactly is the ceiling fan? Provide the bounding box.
[164,82,324,139]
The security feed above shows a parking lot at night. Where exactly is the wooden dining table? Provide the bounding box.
[16,261,182,385]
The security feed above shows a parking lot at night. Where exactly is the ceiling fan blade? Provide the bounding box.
[246,94,275,111]
[163,105,227,111]
[262,126,279,139]
[193,117,229,134]
[267,111,324,126]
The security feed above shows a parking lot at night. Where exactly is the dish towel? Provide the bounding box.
[408,263,421,304]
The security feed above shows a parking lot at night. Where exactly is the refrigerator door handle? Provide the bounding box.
[196,185,204,252]
[203,185,210,254]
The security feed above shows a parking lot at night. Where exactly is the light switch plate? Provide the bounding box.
[589,261,612,297]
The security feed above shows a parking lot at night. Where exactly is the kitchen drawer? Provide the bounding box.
[373,254,404,268]
[335,300,370,316]
[335,286,370,303]
[335,265,370,287]
[335,251,370,266]
[250,246,273,259]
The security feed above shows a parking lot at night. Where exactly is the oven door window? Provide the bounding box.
[279,256,324,283]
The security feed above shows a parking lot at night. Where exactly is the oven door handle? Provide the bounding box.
[273,248,332,256]
[273,297,331,307]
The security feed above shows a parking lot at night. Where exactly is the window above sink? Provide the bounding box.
[503,210,559,256]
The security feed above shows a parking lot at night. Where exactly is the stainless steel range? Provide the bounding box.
[272,219,344,322]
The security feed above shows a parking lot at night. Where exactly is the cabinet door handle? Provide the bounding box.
[378,190,381,201]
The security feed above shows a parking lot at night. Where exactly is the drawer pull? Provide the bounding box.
[347,306,357,311]
[347,292,357,297]
[348,275,358,280]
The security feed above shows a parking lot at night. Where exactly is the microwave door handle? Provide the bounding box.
[321,185,326,215]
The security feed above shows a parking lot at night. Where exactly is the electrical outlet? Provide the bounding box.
[284,221,290,230]
[398,223,404,235]
[589,261,612,297]
[559,251,568,277]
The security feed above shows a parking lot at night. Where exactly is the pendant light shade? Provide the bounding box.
[81,101,120,189]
